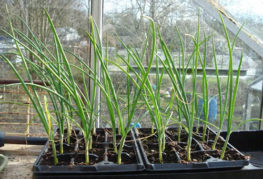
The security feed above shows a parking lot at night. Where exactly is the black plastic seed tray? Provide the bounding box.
[221,130,263,168]
[33,128,144,177]
[33,130,263,179]
[134,127,249,171]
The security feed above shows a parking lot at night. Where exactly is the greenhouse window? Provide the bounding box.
[0,0,262,178]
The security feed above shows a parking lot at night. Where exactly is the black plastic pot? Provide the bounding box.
[134,127,249,171]
[33,128,144,178]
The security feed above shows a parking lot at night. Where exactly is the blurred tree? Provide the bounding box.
[0,0,91,79]
[0,0,90,44]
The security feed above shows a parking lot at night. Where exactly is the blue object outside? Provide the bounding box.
[198,96,217,122]
[130,122,142,128]
[152,84,156,91]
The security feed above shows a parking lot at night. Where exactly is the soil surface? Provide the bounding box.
[40,129,138,166]
[137,128,247,164]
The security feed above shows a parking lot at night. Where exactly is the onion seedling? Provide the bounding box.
[216,13,243,159]
[3,9,100,164]
[211,14,243,152]
[158,14,212,161]
[0,8,65,165]
[43,11,100,164]
[2,13,76,154]
[112,18,177,163]
[84,16,158,164]
[200,34,209,142]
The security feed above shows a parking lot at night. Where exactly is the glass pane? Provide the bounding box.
[217,0,263,43]
[0,0,91,134]
[103,0,263,130]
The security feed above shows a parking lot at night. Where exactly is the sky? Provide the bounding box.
[105,0,263,19]
[218,0,263,40]
[219,0,263,19]
[104,0,135,13]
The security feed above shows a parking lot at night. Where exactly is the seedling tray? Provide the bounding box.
[134,127,249,171]
[33,128,144,177]
[221,130,263,168]
[33,129,263,179]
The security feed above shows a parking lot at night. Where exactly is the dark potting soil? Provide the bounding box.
[39,129,138,166]
[137,128,247,164]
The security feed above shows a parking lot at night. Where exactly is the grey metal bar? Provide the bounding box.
[110,66,247,76]
[91,0,103,128]
[260,81,263,129]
